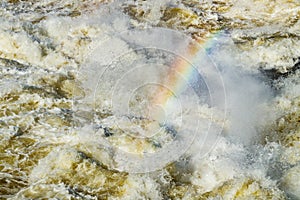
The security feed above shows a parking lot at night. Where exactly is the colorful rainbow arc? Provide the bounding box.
[151,31,222,122]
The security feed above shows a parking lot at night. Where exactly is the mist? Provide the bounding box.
[75,4,277,166]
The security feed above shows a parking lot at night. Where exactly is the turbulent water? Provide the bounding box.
[0,0,300,199]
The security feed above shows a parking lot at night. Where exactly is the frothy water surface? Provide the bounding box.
[0,0,300,199]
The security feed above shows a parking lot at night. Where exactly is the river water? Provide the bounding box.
[0,0,300,199]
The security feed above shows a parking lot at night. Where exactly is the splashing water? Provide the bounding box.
[0,0,300,199]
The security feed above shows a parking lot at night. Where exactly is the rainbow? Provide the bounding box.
[150,31,222,122]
